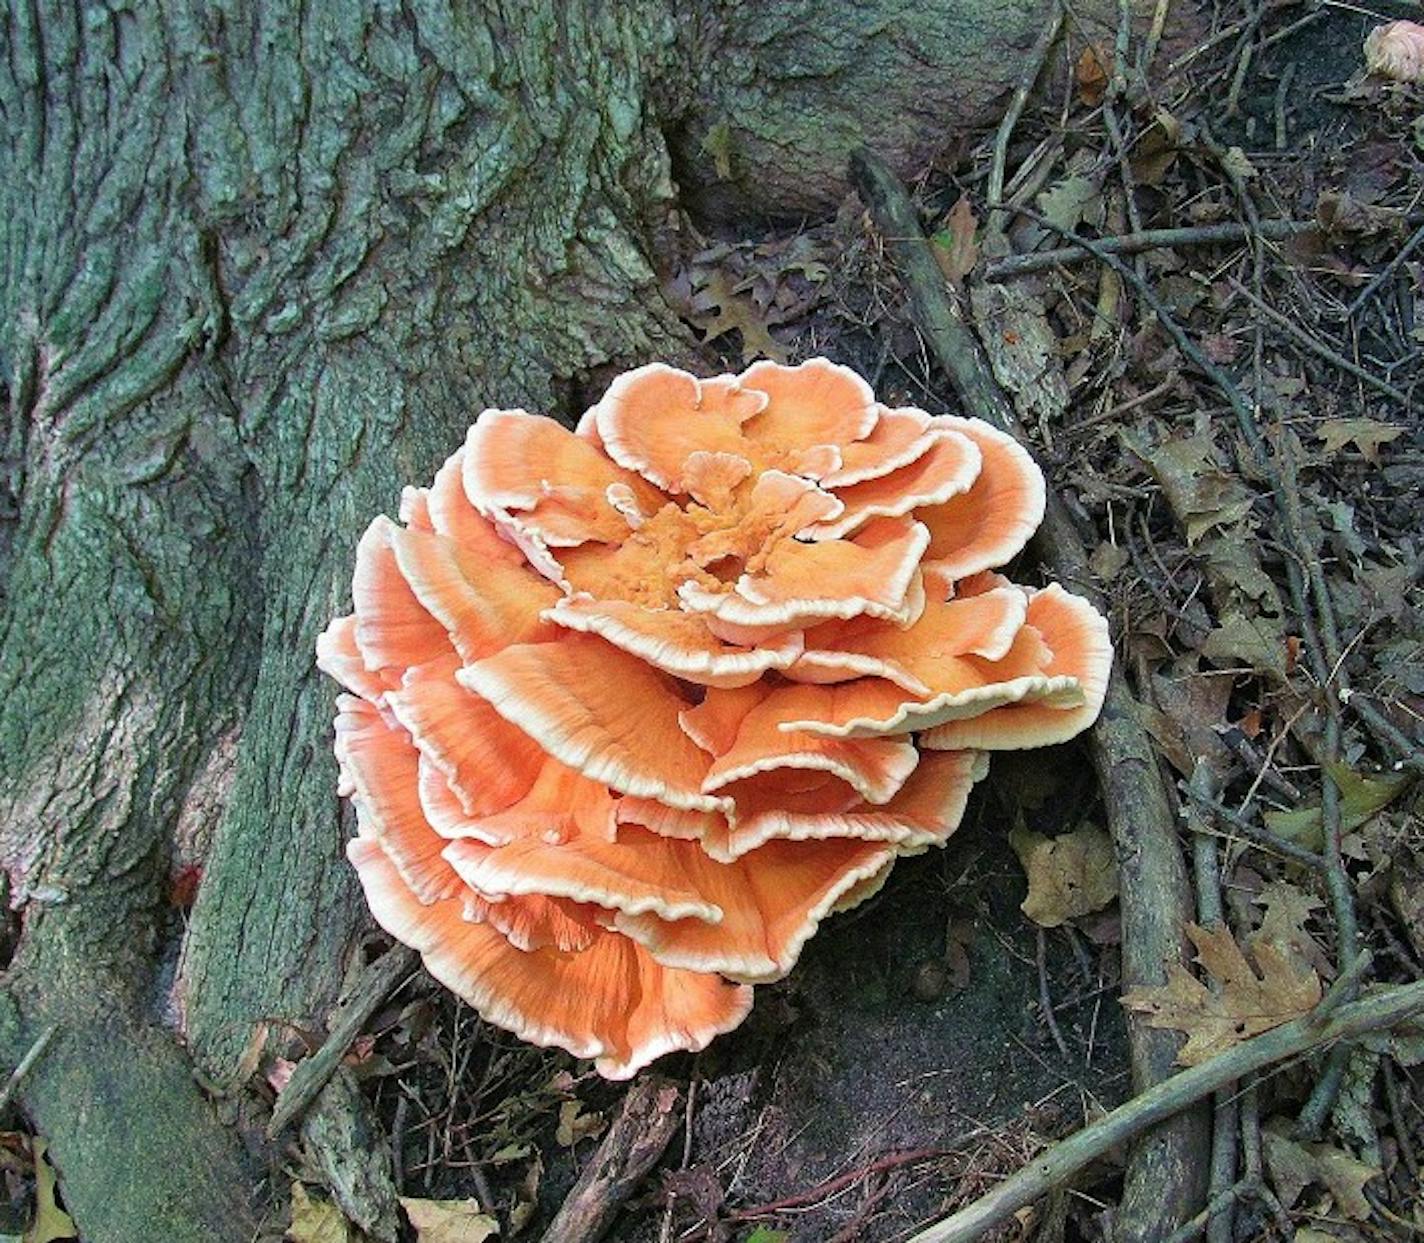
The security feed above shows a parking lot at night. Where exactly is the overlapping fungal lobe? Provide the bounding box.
[318,358,1112,1078]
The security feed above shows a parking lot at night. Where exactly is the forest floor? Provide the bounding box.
[16,3,1420,1241]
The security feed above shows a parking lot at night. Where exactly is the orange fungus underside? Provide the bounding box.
[318,357,1112,1078]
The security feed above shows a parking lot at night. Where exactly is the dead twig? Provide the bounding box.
[982,221,1312,280]
[988,0,1064,226]
[728,1146,952,1221]
[1347,221,1424,319]
[540,1076,684,1243]
[1037,927,1073,1060]
[1186,763,1239,1243]
[0,1024,57,1115]
[269,945,418,1135]
[908,957,1424,1243]
[1227,277,1413,410]
[850,146,1208,1238]
[1182,787,1326,871]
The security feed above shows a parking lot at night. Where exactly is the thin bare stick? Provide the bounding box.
[1142,0,1174,71]
[1037,928,1073,1059]
[1227,278,1413,409]
[1186,763,1238,1243]
[988,0,1064,223]
[1183,786,1326,871]
[982,220,1312,280]
[907,966,1424,1243]
[1346,221,1424,318]
[0,1024,57,1114]
[269,946,418,1135]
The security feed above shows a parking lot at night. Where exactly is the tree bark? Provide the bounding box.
[0,1,1124,1236]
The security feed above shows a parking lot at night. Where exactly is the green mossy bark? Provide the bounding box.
[0,1,1119,1236]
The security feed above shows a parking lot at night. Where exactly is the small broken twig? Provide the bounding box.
[988,0,1064,227]
[540,1075,684,1243]
[1227,278,1412,410]
[0,1023,57,1114]
[982,221,1312,280]
[269,945,418,1135]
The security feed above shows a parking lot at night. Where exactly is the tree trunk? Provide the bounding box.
[0,1,1124,1237]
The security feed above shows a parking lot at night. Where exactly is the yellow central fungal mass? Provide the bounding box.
[559,478,812,611]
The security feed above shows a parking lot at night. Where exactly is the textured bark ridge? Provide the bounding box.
[0,1,1119,1237]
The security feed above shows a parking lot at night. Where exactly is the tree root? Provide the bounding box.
[0,992,258,1243]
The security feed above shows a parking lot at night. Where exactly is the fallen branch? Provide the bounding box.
[269,945,418,1135]
[540,1075,684,1243]
[850,147,1208,1235]
[909,957,1424,1243]
[982,221,1312,281]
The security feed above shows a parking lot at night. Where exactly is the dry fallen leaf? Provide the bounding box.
[508,1153,542,1236]
[1148,434,1257,546]
[555,1099,605,1147]
[1122,922,1322,1065]
[932,195,979,285]
[1009,823,1119,928]
[24,1141,76,1243]
[400,1198,499,1243]
[1075,46,1109,106]
[1262,1118,1380,1220]
[288,1182,356,1243]
[1252,882,1331,979]
[1036,174,1103,233]
[688,270,786,362]
[1264,762,1414,849]
[1315,417,1403,463]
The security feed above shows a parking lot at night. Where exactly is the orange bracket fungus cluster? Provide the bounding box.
[318,359,1112,1077]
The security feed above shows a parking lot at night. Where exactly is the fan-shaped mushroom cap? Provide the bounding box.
[319,357,1112,1076]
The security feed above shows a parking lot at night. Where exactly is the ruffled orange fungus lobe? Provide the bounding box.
[319,358,1112,1077]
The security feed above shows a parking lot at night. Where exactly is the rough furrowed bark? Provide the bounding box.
[0,0,1129,1235]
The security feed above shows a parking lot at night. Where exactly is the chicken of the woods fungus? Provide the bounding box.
[1364,20,1424,82]
[318,359,1112,1077]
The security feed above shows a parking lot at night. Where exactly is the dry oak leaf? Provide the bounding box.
[1315,417,1403,463]
[555,1099,605,1147]
[1009,823,1118,928]
[400,1198,499,1243]
[1122,922,1322,1065]
[1262,1119,1380,1221]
